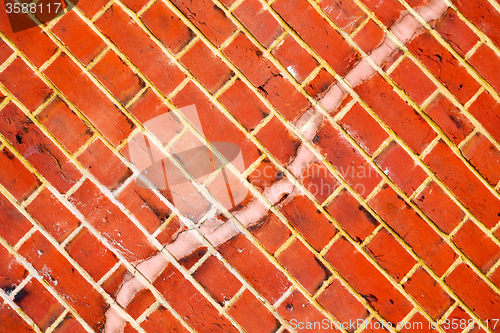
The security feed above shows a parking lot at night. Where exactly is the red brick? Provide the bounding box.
[234,0,283,48]
[326,190,379,243]
[462,132,500,186]
[154,263,239,332]
[353,20,385,54]
[27,188,80,243]
[172,82,260,168]
[124,323,139,333]
[19,231,107,329]
[301,162,340,203]
[381,49,403,71]
[424,94,474,145]
[366,228,416,282]
[0,57,52,112]
[317,279,368,331]
[280,195,337,251]
[272,35,318,83]
[0,303,36,333]
[77,0,109,18]
[305,68,336,100]
[218,234,292,303]
[0,39,13,64]
[413,181,464,234]
[273,0,359,76]
[69,179,156,262]
[314,121,383,198]
[45,54,135,146]
[401,312,437,333]
[249,212,291,254]
[101,265,130,298]
[170,0,236,47]
[0,244,28,292]
[91,51,144,105]
[96,4,185,96]
[155,216,187,246]
[325,237,413,324]
[361,319,390,333]
[256,117,300,165]
[446,263,500,332]
[15,279,65,330]
[375,142,428,196]
[391,57,436,105]
[369,185,457,276]
[442,307,479,333]
[278,239,329,294]
[433,8,479,57]
[404,267,452,320]
[451,0,500,50]
[0,147,40,202]
[179,247,208,270]
[278,290,336,332]
[180,40,234,94]
[468,91,500,144]
[454,220,500,273]
[355,73,436,154]
[424,140,500,228]
[51,11,106,65]
[359,0,405,28]
[0,193,32,247]
[406,0,429,8]
[141,1,195,54]
[193,255,242,305]
[65,228,118,281]
[219,79,270,131]
[470,44,500,94]
[78,139,132,190]
[37,97,93,154]
[407,32,480,105]
[117,181,171,234]
[121,0,148,12]
[247,158,282,193]
[126,289,155,319]
[52,314,87,333]
[140,306,189,333]
[319,0,367,34]
[228,289,279,333]
[339,103,390,156]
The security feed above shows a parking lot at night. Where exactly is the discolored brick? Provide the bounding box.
[433,8,480,57]
[0,147,40,202]
[0,244,28,292]
[0,303,37,333]
[305,68,336,101]
[249,212,291,254]
[256,116,301,166]
[272,35,318,83]
[353,20,385,54]
[319,0,367,34]
[301,162,340,203]
[126,289,155,319]
[52,314,87,333]
[359,0,405,28]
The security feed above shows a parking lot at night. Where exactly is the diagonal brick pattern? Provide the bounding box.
[0,0,499,332]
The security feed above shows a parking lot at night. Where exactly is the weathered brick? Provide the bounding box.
[390,57,436,105]
[45,54,135,146]
[339,103,390,156]
[433,8,480,57]
[126,289,155,319]
[462,132,500,186]
[404,267,452,320]
[193,255,242,305]
[180,40,234,94]
[355,73,437,154]
[319,0,367,34]
[19,231,108,329]
[218,234,292,303]
[369,185,457,276]
[256,116,301,165]
[69,179,156,262]
[27,188,80,243]
[272,35,318,83]
[234,0,283,48]
[51,10,106,65]
[353,19,385,55]
[247,158,282,193]
[0,57,52,112]
[140,306,189,333]
[249,212,291,254]
[96,4,185,96]
[154,263,239,332]
[155,216,187,246]
[424,140,500,228]
[314,121,383,198]
[325,237,413,324]
[366,228,416,282]
[468,91,500,144]
[101,265,130,298]
[0,244,28,292]
[305,68,336,100]
[273,0,359,76]
[301,162,340,203]
[469,44,500,94]
[52,314,87,333]
[0,303,36,333]
[453,220,500,273]
[280,195,337,251]
[407,32,480,105]
[0,147,40,202]
[228,289,279,333]
[37,97,93,154]
[361,0,405,28]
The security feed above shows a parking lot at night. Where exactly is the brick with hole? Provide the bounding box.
[366,228,416,282]
[180,40,234,94]
[228,289,279,333]
[249,211,292,254]
[233,0,283,48]
[256,116,301,166]
[461,132,500,186]
[0,303,37,333]
[468,91,500,144]
[353,20,385,54]
[0,147,40,202]
[0,57,52,112]
[126,289,155,319]
[193,255,242,305]
[37,97,93,154]
[140,306,189,333]
[272,35,318,83]
[433,8,479,57]
[154,263,239,332]
[301,162,340,203]
[319,0,366,34]
[0,244,28,293]
[390,57,436,106]
[27,188,80,243]
[317,279,369,332]
[141,0,195,55]
[305,68,336,101]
